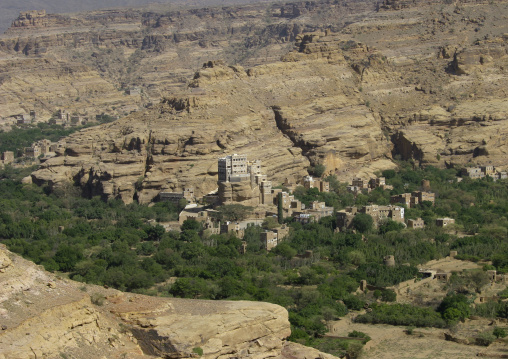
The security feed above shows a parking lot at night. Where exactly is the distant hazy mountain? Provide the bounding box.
[0,0,160,33]
[0,0,274,34]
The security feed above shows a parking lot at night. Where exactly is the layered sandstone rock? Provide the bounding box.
[0,0,378,121]
[32,36,392,203]
[0,244,332,359]
[0,56,141,122]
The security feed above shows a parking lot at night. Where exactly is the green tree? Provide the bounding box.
[217,204,253,222]
[181,219,202,232]
[272,242,297,259]
[53,245,83,271]
[352,213,373,233]
[311,164,326,177]
[378,219,405,234]
[145,224,165,241]
[438,294,471,322]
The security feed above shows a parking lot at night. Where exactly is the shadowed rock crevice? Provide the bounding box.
[130,328,181,358]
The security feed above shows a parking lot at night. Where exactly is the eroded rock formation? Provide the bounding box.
[32,36,393,203]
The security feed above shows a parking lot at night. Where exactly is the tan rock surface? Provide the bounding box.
[0,0,376,121]
[0,244,335,359]
[32,46,391,203]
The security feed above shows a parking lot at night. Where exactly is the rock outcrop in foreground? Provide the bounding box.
[0,244,336,359]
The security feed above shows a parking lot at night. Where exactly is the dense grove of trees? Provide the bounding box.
[1,162,508,355]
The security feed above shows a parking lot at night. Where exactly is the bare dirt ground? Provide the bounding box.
[328,313,480,359]
[419,257,483,272]
[390,257,484,306]
[327,313,508,359]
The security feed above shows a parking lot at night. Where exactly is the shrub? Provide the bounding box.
[355,303,446,328]
[381,289,397,302]
[493,327,507,339]
[346,342,364,359]
[192,347,204,356]
[348,330,371,343]
[476,332,496,346]
[343,295,366,311]
[91,292,105,306]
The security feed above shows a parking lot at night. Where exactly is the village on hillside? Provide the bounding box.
[154,154,464,255]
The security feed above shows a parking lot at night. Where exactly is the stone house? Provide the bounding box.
[24,145,41,158]
[304,201,334,221]
[407,218,425,229]
[346,185,363,195]
[273,190,303,216]
[336,204,404,231]
[273,224,290,240]
[391,191,434,208]
[218,154,272,206]
[481,166,495,177]
[363,204,404,223]
[218,154,248,182]
[159,187,195,204]
[220,221,244,239]
[293,213,314,224]
[260,231,278,251]
[384,255,395,267]
[413,191,435,205]
[70,116,82,126]
[391,193,418,208]
[303,175,330,192]
[352,177,370,191]
[369,177,386,189]
[128,87,141,95]
[461,167,484,179]
[487,270,497,281]
[259,180,272,205]
[16,114,32,125]
[260,225,290,251]
[349,176,391,195]
[435,272,451,281]
[436,218,455,227]
[160,191,185,203]
[336,206,358,229]
[1,151,14,165]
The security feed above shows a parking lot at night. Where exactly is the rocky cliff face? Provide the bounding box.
[341,0,508,169]
[0,244,337,359]
[4,0,508,201]
[0,0,377,121]
[32,37,392,204]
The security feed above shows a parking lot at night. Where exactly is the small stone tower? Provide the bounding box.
[422,179,431,191]
[384,255,395,267]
